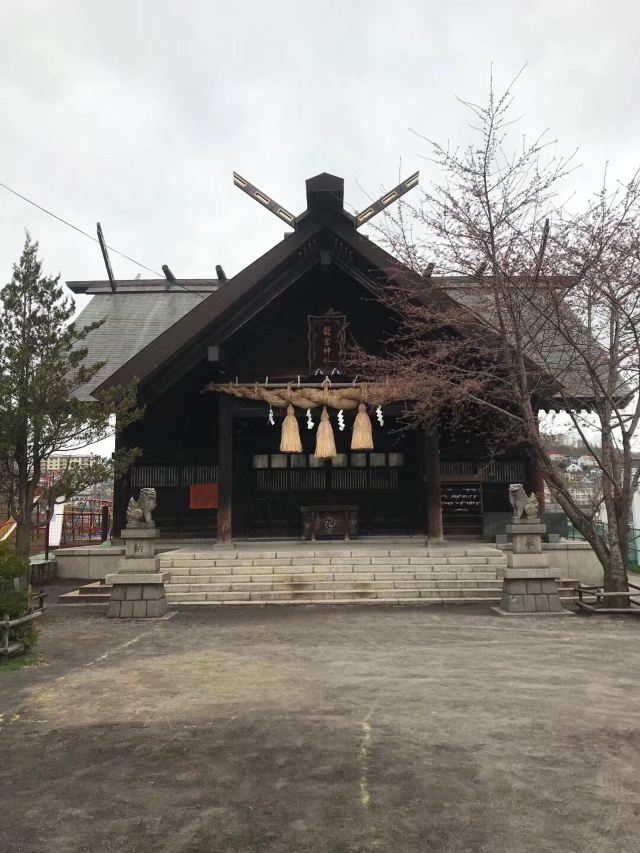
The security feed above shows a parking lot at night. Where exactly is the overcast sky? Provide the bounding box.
[1,1,638,454]
[2,0,639,294]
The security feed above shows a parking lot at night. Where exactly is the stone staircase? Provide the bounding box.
[159,544,506,605]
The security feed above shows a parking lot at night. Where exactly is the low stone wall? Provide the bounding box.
[54,543,178,580]
[497,540,604,585]
[55,545,125,579]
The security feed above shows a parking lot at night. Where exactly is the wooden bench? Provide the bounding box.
[576,581,640,614]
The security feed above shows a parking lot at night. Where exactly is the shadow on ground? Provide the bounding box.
[1,604,640,852]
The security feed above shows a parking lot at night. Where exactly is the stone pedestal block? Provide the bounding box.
[507,551,551,570]
[106,572,171,618]
[494,516,570,615]
[497,519,550,577]
[493,569,571,616]
[507,520,546,553]
[118,556,157,574]
[121,526,157,560]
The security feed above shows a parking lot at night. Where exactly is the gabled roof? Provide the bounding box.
[69,172,615,410]
[69,280,221,400]
[80,174,428,397]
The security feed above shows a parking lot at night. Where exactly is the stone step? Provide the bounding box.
[158,546,501,561]
[164,570,499,584]
[161,563,504,577]
[165,595,502,606]
[157,544,506,606]
[158,554,506,569]
[166,586,501,603]
[58,580,112,605]
[165,579,500,594]
[58,589,112,604]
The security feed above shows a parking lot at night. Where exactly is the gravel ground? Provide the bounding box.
[1,596,640,853]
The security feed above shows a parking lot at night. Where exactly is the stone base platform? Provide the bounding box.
[493,568,571,616]
[105,572,170,618]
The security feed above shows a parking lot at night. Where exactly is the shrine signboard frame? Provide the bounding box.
[308,311,347,374]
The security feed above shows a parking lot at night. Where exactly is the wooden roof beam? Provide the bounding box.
[354,171,419,229]
[233,171,297,229]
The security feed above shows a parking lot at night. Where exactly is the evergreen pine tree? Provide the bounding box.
[0,234,140,563]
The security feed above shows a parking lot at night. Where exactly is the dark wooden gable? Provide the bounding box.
[222,262,394,381]
[94,173,433,400]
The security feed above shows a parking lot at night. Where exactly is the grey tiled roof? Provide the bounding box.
[433,277,630,404]
[71,281,220,400]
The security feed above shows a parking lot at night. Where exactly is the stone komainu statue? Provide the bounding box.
[126,488,157,527]
[508,483,539,521]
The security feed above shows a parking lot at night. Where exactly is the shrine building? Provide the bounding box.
[69,172,558,544]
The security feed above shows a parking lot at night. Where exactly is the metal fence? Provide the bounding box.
[567,521,640,569]
[61,506,111,546]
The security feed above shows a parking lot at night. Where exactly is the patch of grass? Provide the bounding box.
[0,653,44,673]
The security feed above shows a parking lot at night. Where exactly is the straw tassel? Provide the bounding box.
[314,406,337,459]
[280,404,303,453]
[351,402,374,450]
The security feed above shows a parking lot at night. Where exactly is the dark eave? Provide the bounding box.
[67,278,221,294]
[91,215,458,398]
[93,217,325,395]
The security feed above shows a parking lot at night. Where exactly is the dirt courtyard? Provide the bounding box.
[2,599,640,853]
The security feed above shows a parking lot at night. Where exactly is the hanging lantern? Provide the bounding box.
[315,406,337,459]
[280,404,303,453]
[351,402,374,450]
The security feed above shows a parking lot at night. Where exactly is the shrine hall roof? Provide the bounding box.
[67,279,222,400]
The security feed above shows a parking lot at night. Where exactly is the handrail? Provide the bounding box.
[0,610,43,628]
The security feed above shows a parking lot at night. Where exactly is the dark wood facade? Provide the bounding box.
[102,173,533,541]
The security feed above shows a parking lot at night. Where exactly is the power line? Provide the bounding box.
[0,178,208,300]
[0,179,163,277]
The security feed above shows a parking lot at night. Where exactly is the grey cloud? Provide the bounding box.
[1,0,638,295]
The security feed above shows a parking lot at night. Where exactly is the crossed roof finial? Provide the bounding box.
[233,170,419,231]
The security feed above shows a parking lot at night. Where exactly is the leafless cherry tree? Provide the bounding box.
[360,78,640,602]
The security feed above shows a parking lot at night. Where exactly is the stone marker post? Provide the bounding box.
[493,484,569,616]
[106,488,171,618]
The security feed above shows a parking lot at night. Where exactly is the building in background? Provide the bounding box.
[42,455,98,473]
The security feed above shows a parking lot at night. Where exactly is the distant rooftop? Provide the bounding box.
[69,279,225,400]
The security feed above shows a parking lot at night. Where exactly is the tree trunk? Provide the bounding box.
[603,538,629,608]
[15,518,31,560]
[14,517,32,595]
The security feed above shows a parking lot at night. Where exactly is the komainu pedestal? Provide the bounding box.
[493,486,570,616]
[497,568,566,614]
[106,572,171,618]
[106,488,171,618]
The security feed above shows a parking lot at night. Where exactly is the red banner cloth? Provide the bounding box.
[189,483,218,509]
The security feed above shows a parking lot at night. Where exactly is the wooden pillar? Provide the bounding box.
[112,427,128,539]
[217,393,233,543]
[424,430,443,541]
